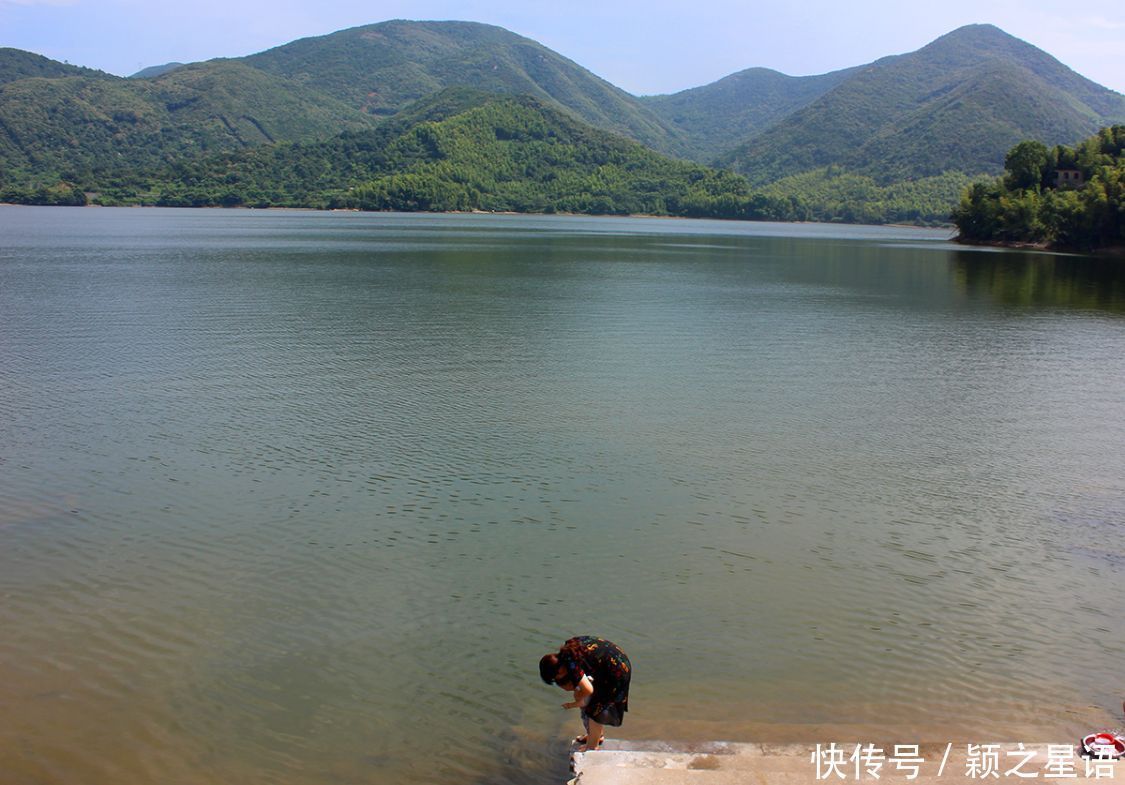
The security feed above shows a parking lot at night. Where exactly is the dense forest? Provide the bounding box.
[0,59,377,190]
[2,90,794,220]
[761,168,976,225]
[952,126,1125,251]
[0,88,961,225]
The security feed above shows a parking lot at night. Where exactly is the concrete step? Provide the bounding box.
[576,741,787,770]
[569,741,1123,785]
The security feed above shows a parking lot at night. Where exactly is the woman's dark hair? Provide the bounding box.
[539,653,559,685]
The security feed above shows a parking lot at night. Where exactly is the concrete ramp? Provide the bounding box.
[570,741,1122,784]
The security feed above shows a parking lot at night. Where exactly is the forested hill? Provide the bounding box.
[1,85,966,225]
[105,90,784,219]
[0,59,378,188]
[0,48,111,86]
[129,63,186,79]
[640,66,860,163]
[240,20,687,157]
[716,24,1125,185]
[5,22,1125,226]
[953,126,1125,251]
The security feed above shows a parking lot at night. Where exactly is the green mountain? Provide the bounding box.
[0,58,377,188]
[130,62,186,79]
[641,66,859,162]
[0,47,111,86]
[240,19,686,156]
[717,24,1125,185]
[5,22,1124,227]
[119,89,788,220]
[57,87,953,225]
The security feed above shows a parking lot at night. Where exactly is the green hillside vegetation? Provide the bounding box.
[718,25,1125,185]
[0,59,377,190]
[761,168,981,225]
[93,90,799,220]
[0,47,111,86]
[952,125,1125,251]
[130,62,186,79]
[641,66,859,162]
[5,23,1125,229]
[242,20,686,156]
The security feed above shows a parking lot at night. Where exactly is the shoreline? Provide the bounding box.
[953,235,1125,257]
[2,200,958,228]
[0,201,956,230]
[570,741,1125,785]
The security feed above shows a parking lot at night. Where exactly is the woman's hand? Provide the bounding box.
[561,701,578,709]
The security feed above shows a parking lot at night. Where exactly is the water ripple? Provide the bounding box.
[1,208,1123,785]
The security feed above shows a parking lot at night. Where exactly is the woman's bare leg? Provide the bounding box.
[582,719,604,751]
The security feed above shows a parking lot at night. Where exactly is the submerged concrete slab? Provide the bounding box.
[569,741,1123,785]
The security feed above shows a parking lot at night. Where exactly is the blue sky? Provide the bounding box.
[2,0,1123,95]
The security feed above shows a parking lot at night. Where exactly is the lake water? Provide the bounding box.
[1,207,1123,785]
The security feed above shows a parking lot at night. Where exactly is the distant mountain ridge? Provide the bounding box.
[130,62,186,79]
[240,19,688,156]
[0,47,112,85]
[715,24,1125,183]
[640,66,862,162]
[4,21,1125,224]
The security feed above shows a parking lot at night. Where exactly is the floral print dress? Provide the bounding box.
[558,636,631,727]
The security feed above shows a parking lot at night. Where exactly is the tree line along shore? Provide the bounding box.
[952,126,1125,252]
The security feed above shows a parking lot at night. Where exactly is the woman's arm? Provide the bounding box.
[574,675,594,707]
[562,676,595,709]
